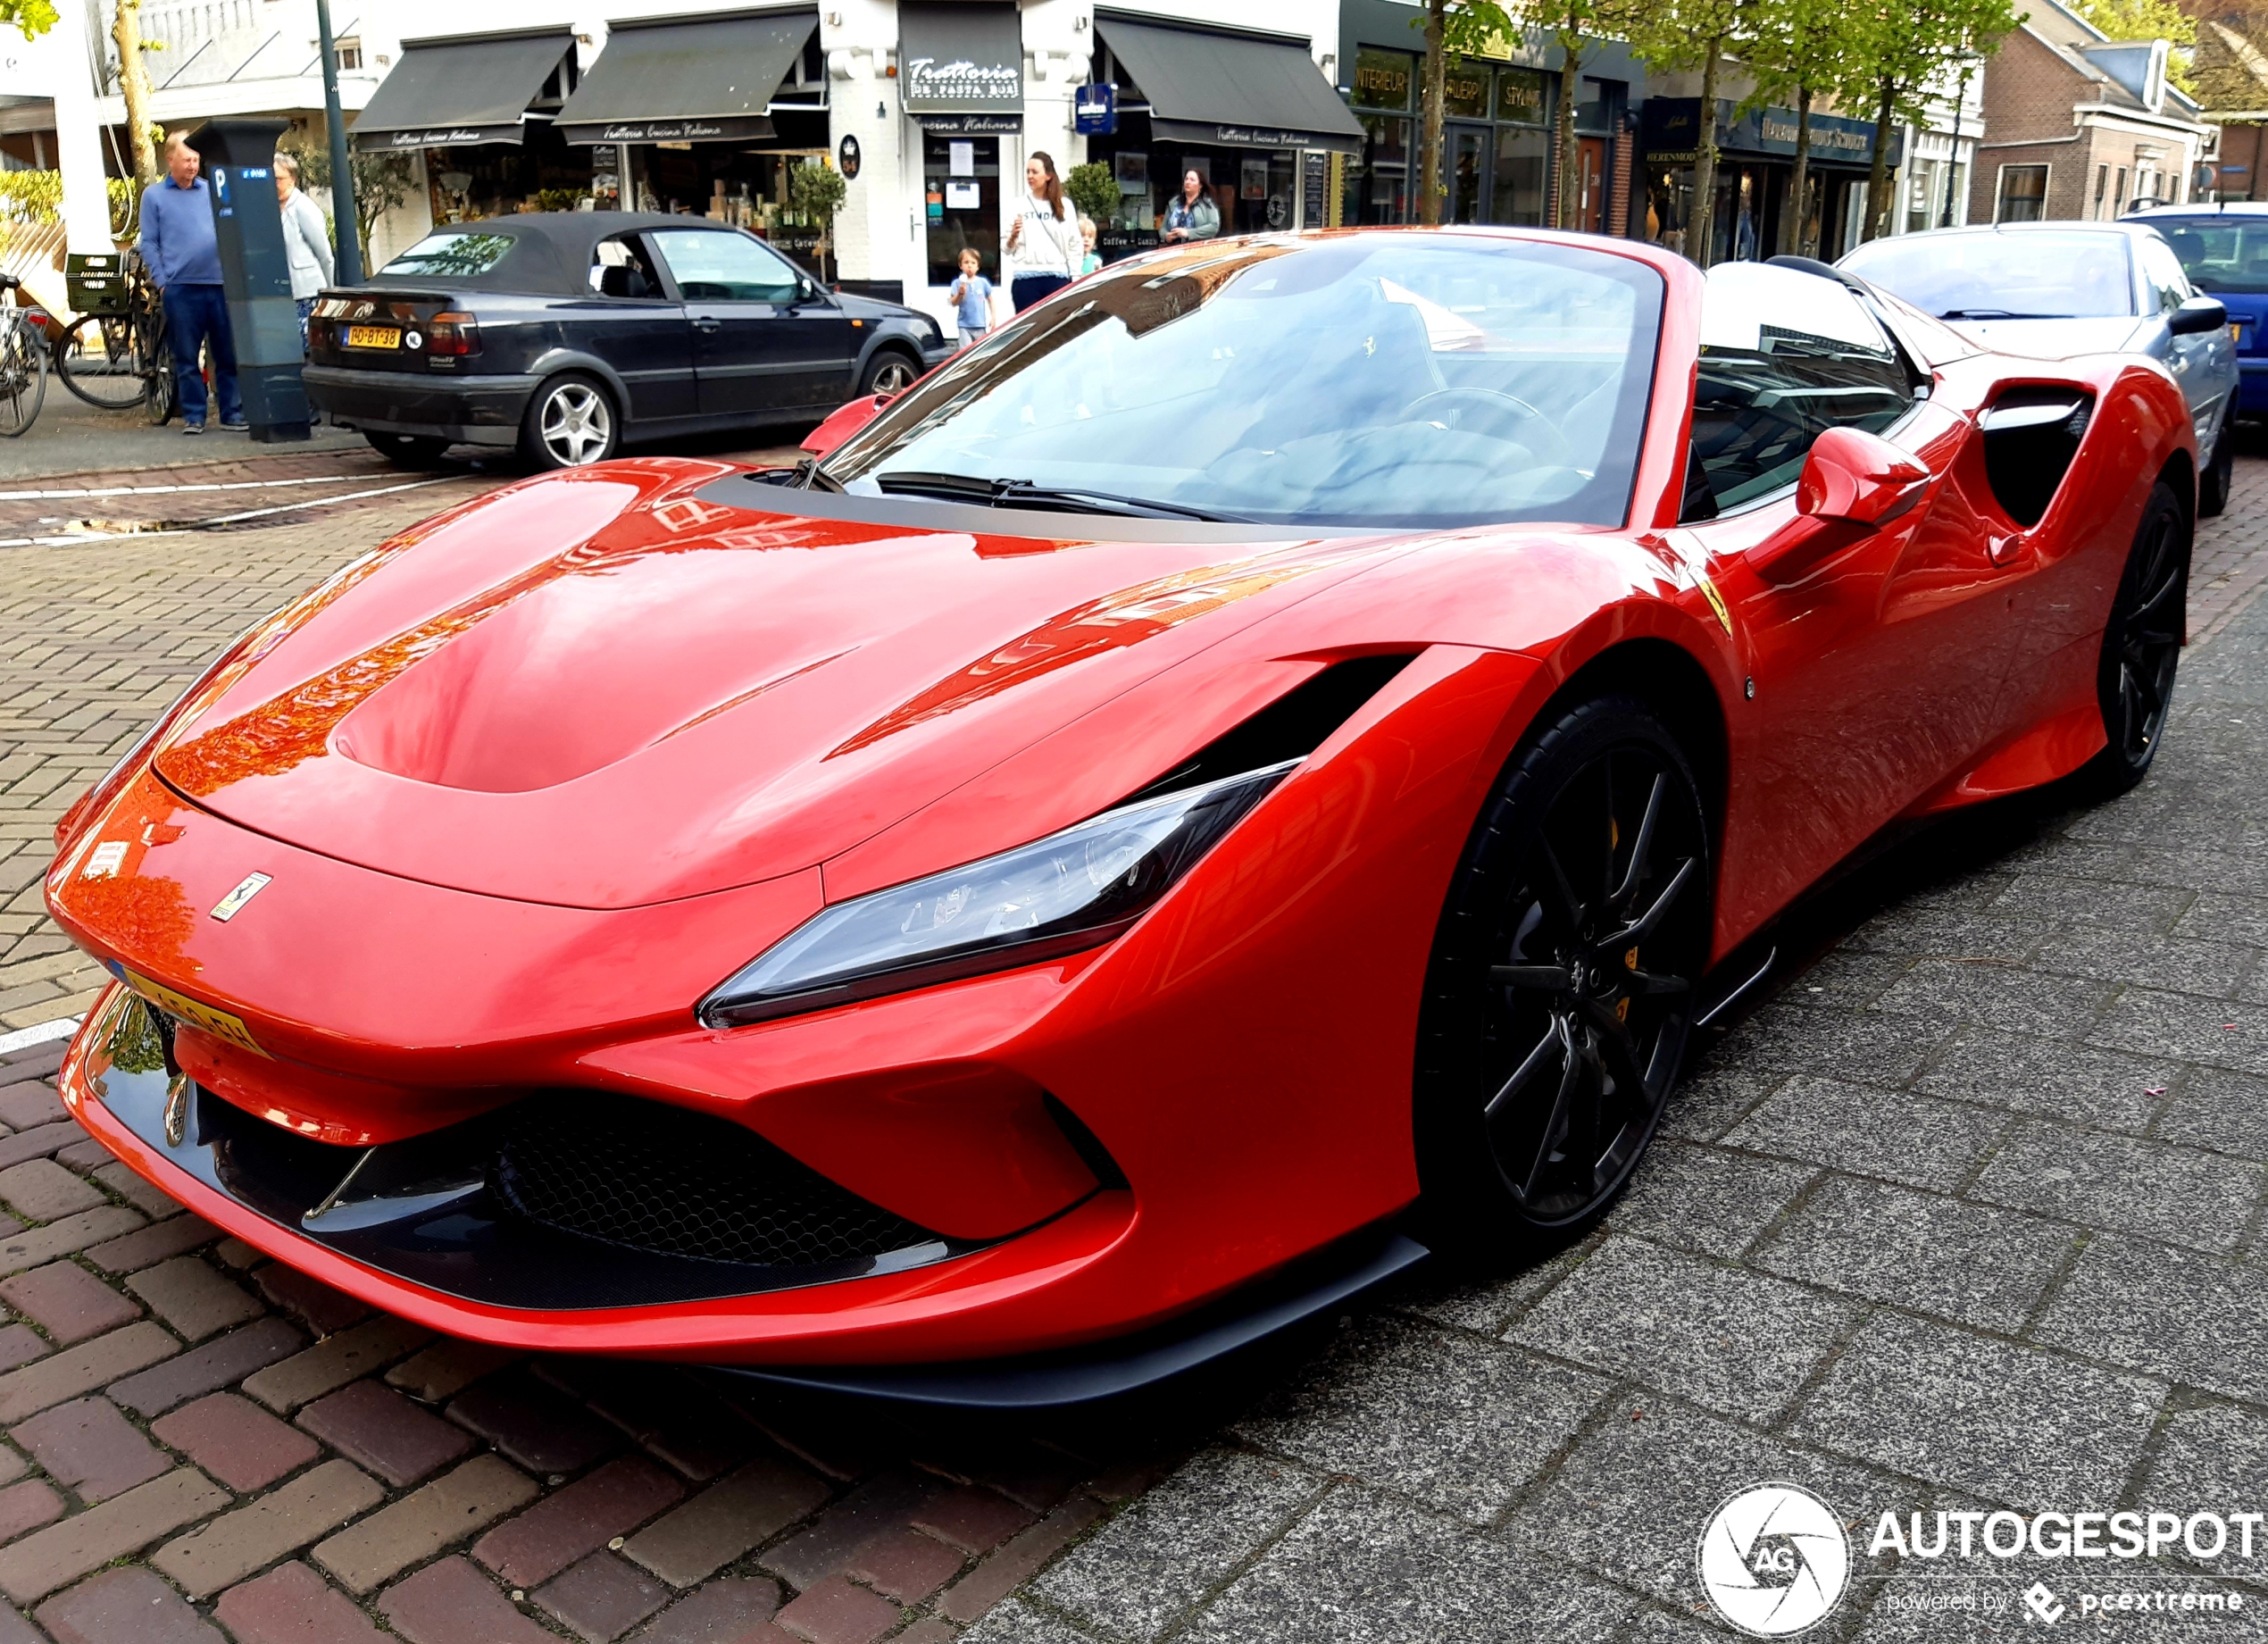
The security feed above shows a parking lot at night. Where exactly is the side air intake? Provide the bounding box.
[1980,388,2095,528]
[1127,654,1418,803]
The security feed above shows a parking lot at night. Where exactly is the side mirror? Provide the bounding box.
[799,393,887,461]
[2171,294,2230,336]
[1795,426,1930,525]
[796,277,824,306]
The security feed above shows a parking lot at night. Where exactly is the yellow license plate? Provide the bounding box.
[120,968,269,1059]
[345,325,401,350]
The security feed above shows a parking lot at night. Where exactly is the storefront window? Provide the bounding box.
[1494,127,1548,225]
[1443,65,1490,121]
[1497,69,1547,125]
[926,134,1001,286]
[1351,47,1413,113]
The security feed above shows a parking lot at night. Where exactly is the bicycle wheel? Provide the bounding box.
[0,322,46,438]
[54,313,149,411]
[144,333,176,427]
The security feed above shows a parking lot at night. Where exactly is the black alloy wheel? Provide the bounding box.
[860,350,920,396]
[1416,696,1712,1248]
[2081,480,2188,796]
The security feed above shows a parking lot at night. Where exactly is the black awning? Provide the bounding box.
[555,10,818,146]
[352,29,577,151]
[899,3,1022,115]
[1094,12,1365,154]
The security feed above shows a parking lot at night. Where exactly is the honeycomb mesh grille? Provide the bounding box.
[490,1095,939,1269]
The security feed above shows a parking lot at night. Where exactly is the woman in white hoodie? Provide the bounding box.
[272,154,336,345]
[1003,152,1080,313]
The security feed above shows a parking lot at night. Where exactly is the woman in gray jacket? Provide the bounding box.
[272,154,336,344]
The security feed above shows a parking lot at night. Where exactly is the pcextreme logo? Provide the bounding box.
[1697,1483,1853,1637]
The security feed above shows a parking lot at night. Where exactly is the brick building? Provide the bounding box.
[1968,0,2214,222]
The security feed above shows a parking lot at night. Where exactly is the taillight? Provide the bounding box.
[427,313,479,356]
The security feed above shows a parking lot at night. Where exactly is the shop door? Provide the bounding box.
[648,227,855,414]
[1446,124,1491,224]
[1576,138,1607,232]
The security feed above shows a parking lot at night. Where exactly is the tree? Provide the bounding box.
[1741,0,1857,255]
[1413,0,1512,224]
[1625,0,1745,263]
[790,160,847,286]
[112,0,157,188]
[1065,161,1117,230]
[1509,0,1627,229]
[280,136,413,270]
[1838,0,2016,243]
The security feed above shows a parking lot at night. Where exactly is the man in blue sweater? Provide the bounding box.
[138,133,243,434]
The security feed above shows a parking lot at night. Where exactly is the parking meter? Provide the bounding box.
[186,118,310,442]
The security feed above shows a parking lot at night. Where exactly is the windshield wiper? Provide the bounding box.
[1938,308,2076,320]
[793,456,843,493]
[873,471,1248,522]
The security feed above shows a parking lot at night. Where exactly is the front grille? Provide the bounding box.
[491,1094,940,1269]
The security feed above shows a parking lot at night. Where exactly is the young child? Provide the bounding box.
[950,247,994,342]
[1078,217,1102,276]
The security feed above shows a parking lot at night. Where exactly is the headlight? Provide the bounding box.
[698,760,1297,1027]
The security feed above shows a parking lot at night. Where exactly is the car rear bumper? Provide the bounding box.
[303,364,537,447]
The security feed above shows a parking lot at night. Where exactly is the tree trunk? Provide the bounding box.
[1862,80,1896,243]
[113,0,156,188]
[1418,0,1447,226]
[1786,87,1812,256]
[1690,39,1722,266]
[1555,29,1581,229]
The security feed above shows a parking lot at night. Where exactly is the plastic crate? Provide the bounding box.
[65,253,128,317]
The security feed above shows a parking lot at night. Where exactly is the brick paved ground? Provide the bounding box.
[0,454,2255,1641]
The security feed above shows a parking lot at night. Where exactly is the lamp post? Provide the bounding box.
[316,0,363,283]
[1939,63,1970,229]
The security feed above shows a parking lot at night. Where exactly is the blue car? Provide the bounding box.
[2129,204,2268,423]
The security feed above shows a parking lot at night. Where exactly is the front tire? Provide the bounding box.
[2078,480,2188,797]
[1414,695,1713,1255]
[519,372,619,470]
[859,349,920,397]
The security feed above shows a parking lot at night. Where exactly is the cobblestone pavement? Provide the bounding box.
[0,455,2256,1642]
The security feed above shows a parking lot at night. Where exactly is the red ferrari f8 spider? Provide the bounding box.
[46,232,2195,1402]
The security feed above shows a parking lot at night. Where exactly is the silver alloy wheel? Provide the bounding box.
[870,356,916,395]
[539,381,613,465]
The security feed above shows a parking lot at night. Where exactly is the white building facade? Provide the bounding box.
[349,0,1358,332]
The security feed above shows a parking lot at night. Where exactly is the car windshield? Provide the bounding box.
[1839,231,2137,320]
[378,232,517,280]
[2147,217,2268,294]
[821,235,1664,529]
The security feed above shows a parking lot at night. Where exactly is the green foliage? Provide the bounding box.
[0,1,59,38]
[0,170,61,223]
[789,161,847,226]
[532,188,585,213]
[1740,0,1859,113]
[1438,0,1515,62]
[280,136,413,265]
[1065,161,1117,227]
[1622,0,1745,81]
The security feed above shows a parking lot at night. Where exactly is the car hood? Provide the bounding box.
[1947,315,2152,358]
[154,463,1406,910]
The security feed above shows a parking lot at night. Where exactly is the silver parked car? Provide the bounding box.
[1840,221,2239,514]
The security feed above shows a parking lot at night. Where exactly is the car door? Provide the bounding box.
[2136,230,2230,452]
[575,232,694,426]
[1669,264,2026,922]
[646,228,856,417]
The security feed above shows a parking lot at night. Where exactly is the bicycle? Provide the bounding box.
[0,274,48,438]
[54,252,173,425]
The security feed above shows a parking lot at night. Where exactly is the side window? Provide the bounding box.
[1681,263,1914,521]
[2137,235,2189,314]
[648,229,801,304]
[588,234,663,300]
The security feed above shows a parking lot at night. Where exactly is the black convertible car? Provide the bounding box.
[304,212,952,469]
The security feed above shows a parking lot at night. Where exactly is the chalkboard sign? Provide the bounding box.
[1302,151,1327,229]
